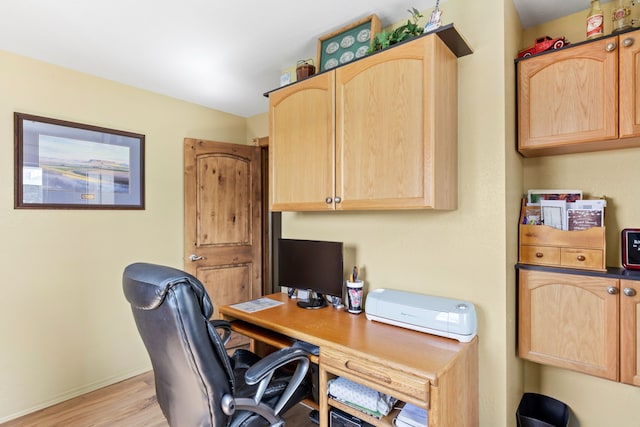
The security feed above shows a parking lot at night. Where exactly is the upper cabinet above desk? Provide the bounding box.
[267,26,471,211]
[517,28,640,157]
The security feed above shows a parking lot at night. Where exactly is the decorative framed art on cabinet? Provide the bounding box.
[317,14,381,72]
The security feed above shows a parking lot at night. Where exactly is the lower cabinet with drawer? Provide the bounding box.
[517,266,640,385]
[318,340,478,427]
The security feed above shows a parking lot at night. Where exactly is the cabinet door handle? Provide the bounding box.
[189,254,205,262]
[325,196,333,204]
[605,41,617,52]
[535,252,544,258]
[623,287,637,297]
[576,255,586,261]
[607,286,618,295]
[334,196,342,204]
[622,37,634,48]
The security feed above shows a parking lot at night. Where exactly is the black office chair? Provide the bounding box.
[122,262,311,427]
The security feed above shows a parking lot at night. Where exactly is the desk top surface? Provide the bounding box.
[220,293,477,382]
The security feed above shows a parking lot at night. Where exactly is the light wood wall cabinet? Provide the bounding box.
[518,267,640,386]
[268,27,470,211]
[517,29,640,157]
[620,279,640,386]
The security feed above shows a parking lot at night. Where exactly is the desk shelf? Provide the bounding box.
[229,320,319,364]
[328,398,401,427]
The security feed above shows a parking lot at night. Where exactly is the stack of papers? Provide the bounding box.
[394,403,428,427]
[523,189,606,231]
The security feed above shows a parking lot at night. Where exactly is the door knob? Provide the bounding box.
[607,286,618,295]
[189,254,205,262]
[623,287,637,297]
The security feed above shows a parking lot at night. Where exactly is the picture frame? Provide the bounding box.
[317,14,381,73]
[14,112,145,209]
[622,228,640,270]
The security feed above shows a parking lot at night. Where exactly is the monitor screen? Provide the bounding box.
[277,238,344,308]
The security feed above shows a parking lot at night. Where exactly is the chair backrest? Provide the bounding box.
[123,262,235,427]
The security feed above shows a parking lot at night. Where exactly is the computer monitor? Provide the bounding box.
[277,238,344,309]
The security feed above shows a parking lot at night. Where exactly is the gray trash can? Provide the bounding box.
[516,393,569,427]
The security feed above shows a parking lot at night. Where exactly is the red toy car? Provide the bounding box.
[518,36,569,58]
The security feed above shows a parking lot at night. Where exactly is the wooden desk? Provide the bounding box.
[220,293,478,427]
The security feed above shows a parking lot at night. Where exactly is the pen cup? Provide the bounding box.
[346,280,364,314]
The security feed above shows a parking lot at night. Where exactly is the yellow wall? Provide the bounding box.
[521,8,640,427]
[3,5,523,420]
[522,2,640,49]
[6,0,637,425]
[0,50,250,421]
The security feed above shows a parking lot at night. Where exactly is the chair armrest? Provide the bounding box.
[209,319,232,346]
[245,347,309,385]
[245,347,310,415]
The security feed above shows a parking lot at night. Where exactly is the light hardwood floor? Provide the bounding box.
[2,371,316,426]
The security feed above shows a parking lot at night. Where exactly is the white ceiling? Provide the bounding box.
[0,0,600,118]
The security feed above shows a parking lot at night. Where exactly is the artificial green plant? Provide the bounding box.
[367,7,425,54]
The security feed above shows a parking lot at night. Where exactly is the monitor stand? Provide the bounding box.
[297,293,327,309]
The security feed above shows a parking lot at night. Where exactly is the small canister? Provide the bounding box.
[346,280,364,314]
[296,59,316,81]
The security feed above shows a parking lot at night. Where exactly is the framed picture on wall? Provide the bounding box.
[14,112,145,209]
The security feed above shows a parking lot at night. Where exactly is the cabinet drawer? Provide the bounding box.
[321,347,429,405]
[520,245,560,266]
[560,248,604,270]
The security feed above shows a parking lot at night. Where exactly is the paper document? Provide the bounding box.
[395,403,428,427]
[230,298,283,313]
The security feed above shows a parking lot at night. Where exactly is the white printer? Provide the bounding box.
[364,288,477,342]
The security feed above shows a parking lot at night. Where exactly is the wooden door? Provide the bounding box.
[518,269,619,380]
[620,279,640,386]
[517,38,618,152]
[184,138,262,348]
[619,32,640,138]
[335,34,457,210]
[269,72,335,211]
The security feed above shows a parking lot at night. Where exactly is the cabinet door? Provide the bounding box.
[517,38,618,154]
[620,280,640,386]
[335,34,457,210]
[518,270,619,380]
[269,72,335,211]
[619,33,640,138]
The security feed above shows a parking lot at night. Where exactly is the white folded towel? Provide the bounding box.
[327,377,396,417]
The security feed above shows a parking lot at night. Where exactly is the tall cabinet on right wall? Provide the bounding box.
[516,28,640,388]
